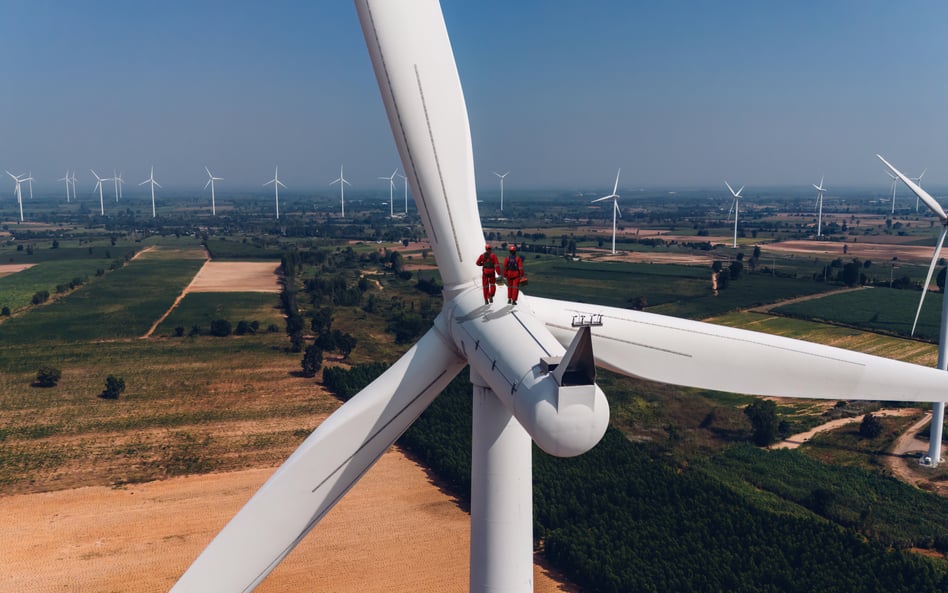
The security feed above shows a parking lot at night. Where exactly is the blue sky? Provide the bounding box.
[2,1,947,193]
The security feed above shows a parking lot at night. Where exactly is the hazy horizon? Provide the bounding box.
[3,1,947,191]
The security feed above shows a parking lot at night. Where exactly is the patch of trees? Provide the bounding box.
[31,290,50,305]
[744,399,780,446]
[281,250,305,352]
[324,364,948,593]
[859,413,884,439]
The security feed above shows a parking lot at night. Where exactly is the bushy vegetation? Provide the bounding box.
[324,364,948,593]
[34,366,62,387]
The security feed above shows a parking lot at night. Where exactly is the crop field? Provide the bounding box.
[154,292,284,336]
[773,287,945,341]
[710,311,938,366]
[0,253,205,343]
[0,260,113,312]
[525,258,835,319]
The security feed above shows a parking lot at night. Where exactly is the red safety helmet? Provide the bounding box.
[508,245,516,252]
[485,244,492,250]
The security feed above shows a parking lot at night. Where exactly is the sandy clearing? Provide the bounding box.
[0,263,34,277]
[762,240,935,265]
[772,408,918,450]
[0,449,577,593]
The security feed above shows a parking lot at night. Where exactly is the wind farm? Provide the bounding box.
[2,2,948,593]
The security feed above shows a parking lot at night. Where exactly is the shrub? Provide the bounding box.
[101,375,126,399]
[209,319,232,337]
[35,366,62,387]
[301,344,323,377]
[1,306,9,316]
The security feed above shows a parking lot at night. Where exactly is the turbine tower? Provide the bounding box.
[139,167,161,218]
[204,166,222,216]
[725,180,744,248]
[58,171,71,202]
[813,176,826,237]
[330,164,350,217]
[90,169,111,216]
[590,169,622,254]
[263,166,286,219]
[879,155,945,467]
[26,170,33,200]
[5,171,26,222]
[493,171,509,211]
[168,5,948,593]
[379,169,397,217]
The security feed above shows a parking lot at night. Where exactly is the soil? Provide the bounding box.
[0,450,578,593]
[0,263,34,277]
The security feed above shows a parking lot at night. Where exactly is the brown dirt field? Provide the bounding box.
[0,263,34,277]
[1,450,578,593]
[762,240,934,265]
[187,261,282,293]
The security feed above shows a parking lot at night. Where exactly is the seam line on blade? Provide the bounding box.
[512,311,552,356]
[414,64,463,264]
[364,2,439,246]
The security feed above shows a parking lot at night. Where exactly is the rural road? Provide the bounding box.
[772,407,917,450]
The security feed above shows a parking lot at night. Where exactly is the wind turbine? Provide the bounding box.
[379,169,397,217]
[493,171,509,211]
[878,154,945,467]
[204,166,222,216]
[117,172,125,199]
[168,5,948,593]
[813,176,826,237]
[90,169,111,215]
[58,171,71,202]
[112,170,121,202]
[725,180,744,248]
[590,169,621,254]
[26,170,33,200]
[398,171,409,213]
[330,164,350,217]
[264,166,286,219]
[5,171,26,222]
[886,171,898,214]
[69,170,78,202]
[139,166,161,218]
[912,168,927,212]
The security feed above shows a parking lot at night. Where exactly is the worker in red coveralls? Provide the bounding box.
[503,244,524,305]
[475,244,500,304]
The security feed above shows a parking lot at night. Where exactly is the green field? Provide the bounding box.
[525,258,835,319]
[154,293,284,336]
[0,255,204,343]
[0,260,111,312]
[773,287,944,341]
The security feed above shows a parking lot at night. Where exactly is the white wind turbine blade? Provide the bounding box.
[525,294,948,403]
[911,226,947,336]
[614,199,621,218]
[724,180,737,197]
[170,325,466,593]
[611,168,620,196]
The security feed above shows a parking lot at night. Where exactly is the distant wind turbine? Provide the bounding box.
[398,172,409,213]
[205,166,223,216]
[886,171,898,214]
[493,171,509,211]
[725,180,745,248]
[26,170,33,200]
[139,166,161,218]
[5,171,26,222]
[590,169,622,255]
[878,154,946,468]
[330,165,350,217]
[90,170,111,215]
[264,166,286,219]
[912,168,927,212]
[58,171,71,202]
[112,170,121,202]
[813,176,826,237]
[379,169,397,217]
[69,171,78,201]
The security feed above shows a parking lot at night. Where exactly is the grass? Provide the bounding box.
[0,260,110,312]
